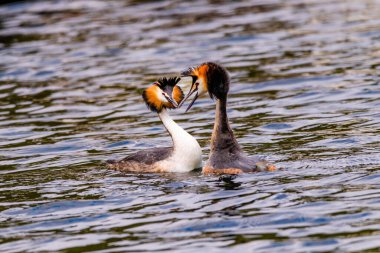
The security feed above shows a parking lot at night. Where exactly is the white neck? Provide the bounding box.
[157,109,202,172]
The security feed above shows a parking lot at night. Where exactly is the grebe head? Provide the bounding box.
[142,77,184,113]
[179,62,230,112]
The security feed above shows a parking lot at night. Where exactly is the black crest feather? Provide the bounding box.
[156,76,181,89]
[181,67,196,76]
[202,62,230,100]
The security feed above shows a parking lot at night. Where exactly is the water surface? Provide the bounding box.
[1,0,380,252]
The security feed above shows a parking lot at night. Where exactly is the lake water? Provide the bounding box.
[1,0,380,252]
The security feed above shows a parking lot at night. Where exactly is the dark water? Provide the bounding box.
[1,0,380,252]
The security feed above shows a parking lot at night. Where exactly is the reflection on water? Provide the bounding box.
[1,0,380,252]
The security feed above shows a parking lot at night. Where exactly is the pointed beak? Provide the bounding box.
[185,91,199,112]
[179,83,197,106]
[164,94,178,108]
[178,81,199,112]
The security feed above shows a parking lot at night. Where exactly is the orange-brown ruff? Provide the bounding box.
[181,62,276,175]
[107,77,202,173]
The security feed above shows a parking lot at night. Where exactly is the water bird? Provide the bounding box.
[107,77,202,173]
[179,62,276,174]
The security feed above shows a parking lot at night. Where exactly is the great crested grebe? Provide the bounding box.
[179,62,276,175]
[107,77,202,173]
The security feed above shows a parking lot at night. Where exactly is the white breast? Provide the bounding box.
[157,109,202,172]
